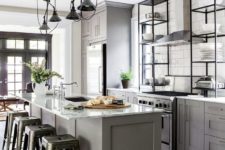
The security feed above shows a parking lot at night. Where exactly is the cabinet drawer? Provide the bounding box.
[205,103,225,116]
[107,90,126,99]
[205,114,225,139]
[205,135,225,150]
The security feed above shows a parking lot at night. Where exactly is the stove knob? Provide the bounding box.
[163,104,167,108]
[139,100,143,104]
[148,102,152,105]
[159,103,162,107]
[155,104,159,108]
[143,101,147,104]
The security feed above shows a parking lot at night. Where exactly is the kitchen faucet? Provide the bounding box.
[60,82,78,98]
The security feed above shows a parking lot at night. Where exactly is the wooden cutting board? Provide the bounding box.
[85,103,131,109]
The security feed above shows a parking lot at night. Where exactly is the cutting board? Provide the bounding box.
[85,103,131,109]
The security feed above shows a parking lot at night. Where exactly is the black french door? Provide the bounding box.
[0,32,52,96]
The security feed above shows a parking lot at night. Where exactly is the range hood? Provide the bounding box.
[150,0,204,46]
[151,30,204,46]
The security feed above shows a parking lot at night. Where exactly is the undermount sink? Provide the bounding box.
[65,96,90,102]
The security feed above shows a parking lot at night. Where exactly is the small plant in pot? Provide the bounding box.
[120,71,132,89]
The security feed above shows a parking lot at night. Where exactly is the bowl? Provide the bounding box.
[142,33,154,41]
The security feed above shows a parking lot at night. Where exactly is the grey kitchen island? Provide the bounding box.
[16,93,163,150]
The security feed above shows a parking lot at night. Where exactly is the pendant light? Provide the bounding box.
[37,0,97,34]
[37,0,61,34]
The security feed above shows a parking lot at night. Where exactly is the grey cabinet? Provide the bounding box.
[177,99,205,150]
[205,102,225,150]
[90,9,107,43]
[107,89,137,104]
[81,20,91,37]
[205,135,225,150]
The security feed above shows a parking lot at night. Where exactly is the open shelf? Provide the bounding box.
[192,32,225,38]
[139,0,167,6]
[192,4,225,13]
[139,19,168,26]
[143,63,169,65]
[193,87,225,91]
[192,61,225,63]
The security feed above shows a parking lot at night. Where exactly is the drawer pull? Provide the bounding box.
[220,108,224,111]
[220,140,225,144]
[219,118,225,121]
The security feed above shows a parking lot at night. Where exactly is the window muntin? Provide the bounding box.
[6,39,24,49]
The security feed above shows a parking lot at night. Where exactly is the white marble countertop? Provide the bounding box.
[16,93,163,120]
[178,95,225,104]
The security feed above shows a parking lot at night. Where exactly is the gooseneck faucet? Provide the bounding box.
[60,82,78,98]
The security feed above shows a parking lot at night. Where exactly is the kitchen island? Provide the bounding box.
[17,93,163,150]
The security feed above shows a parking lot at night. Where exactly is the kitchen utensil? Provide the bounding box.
[142,33,153,41]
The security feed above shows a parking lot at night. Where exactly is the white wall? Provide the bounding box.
[0,10,81,95]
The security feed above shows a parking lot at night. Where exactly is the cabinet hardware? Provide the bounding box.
[219,117,225,121]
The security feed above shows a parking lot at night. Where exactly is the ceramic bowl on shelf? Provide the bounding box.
[142,33,153,41]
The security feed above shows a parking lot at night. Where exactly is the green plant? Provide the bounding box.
[24,59,63,84]
[120,71,133,81]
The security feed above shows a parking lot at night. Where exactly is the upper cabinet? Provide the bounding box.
[90,9,107,43]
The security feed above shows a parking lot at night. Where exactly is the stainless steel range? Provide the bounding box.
[137,91,194,150]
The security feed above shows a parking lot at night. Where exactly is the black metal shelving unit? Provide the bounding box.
[138,0,169,92]
[190,0,225,97]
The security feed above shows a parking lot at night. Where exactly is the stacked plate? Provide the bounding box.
[198,43,225,61]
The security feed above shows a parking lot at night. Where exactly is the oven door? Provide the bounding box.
[161,112,172,150]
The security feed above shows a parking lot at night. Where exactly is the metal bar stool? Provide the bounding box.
[42,134,80,150]
[2,111,29,150]
[11,116,41,150]
[23,124,56,150]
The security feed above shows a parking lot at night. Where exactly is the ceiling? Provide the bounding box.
[0,0,143,11]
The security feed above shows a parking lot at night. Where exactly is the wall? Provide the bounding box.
[0,10,81,95]
[132,0,225,94]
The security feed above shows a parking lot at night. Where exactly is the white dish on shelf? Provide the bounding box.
[197,24,221,34]
[198,43,223,50]
[142,33,153,41]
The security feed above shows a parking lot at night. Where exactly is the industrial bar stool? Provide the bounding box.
[11,116,41,150]
[2,111,29,150]
[42,134,80,150]
[23,124,56,150]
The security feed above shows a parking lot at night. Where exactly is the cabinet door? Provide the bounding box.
[98,10,107,41]
[107,90,126,99]
[125,92,137,104]
[177,99,185,150]
[90,15,98,42]
[185,100,204,150]
[205,135,225,150]
[205,113,225,139]
[81,37,89,94]
[81,20,91,37]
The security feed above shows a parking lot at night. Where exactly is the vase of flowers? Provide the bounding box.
[25,60,62,96]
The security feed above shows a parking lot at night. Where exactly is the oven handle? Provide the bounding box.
[161,114,171,129]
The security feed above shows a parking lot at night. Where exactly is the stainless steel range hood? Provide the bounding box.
[150,0,204,46]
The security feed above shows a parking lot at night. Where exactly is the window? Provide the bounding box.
[6,39,24,49]
[7,56,23,94]
[29,40,46,50]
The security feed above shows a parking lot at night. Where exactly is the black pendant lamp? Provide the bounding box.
[39,17,50,31]
[50,9,61,22]
[78,0,96,11]
[66,1,80,21]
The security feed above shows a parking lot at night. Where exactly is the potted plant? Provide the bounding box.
[120,71,132,89]
[25,59,62,96]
